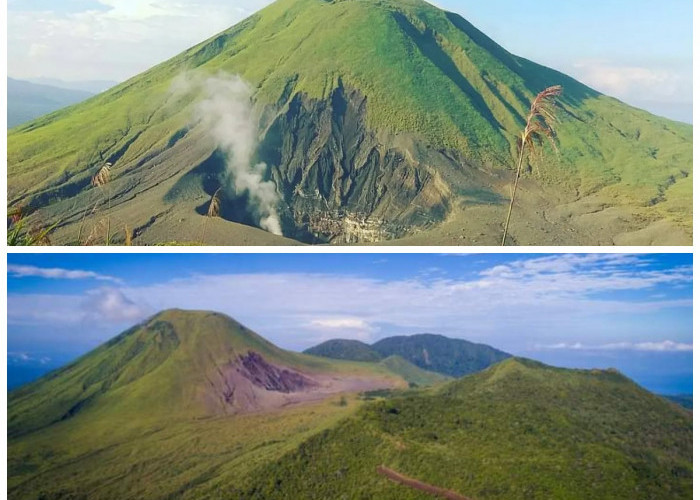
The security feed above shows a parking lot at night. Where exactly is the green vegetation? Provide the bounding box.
[372,333,511,377]
[304,339,382,361]
[239,359,692,499]
[9,310,403,439]
[305,333,511,378]
[7,312,691,499]
[6,0,692,245]
[8,310,408,499]
[379,355,451,387]
[6,206,57,245]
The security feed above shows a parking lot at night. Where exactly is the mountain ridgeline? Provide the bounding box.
[7,78,95,128]
[239,359,692,499]
[305,333,512,377]
[7,310,692,499]
[8,310,405,439]
[7,0,692,245]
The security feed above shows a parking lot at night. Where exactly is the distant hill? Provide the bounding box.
[373,333,511,377]
[241,358,692,499]
[26,77,118,94]
[378,355,451,386]
[305,339,382,361]
[7,78,95,127]
[305,333,512,377]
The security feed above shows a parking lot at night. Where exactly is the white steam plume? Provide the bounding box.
[173,72,282,235]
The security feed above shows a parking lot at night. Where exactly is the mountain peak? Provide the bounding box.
[7,0,691,245]
[9,312,405,438]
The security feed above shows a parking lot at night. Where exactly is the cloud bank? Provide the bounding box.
[7,254,692,353]
[8,264,121,283]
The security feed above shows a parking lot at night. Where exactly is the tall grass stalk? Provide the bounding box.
[80,162,112,245]
[200,188,222,245]
[502,85,562,246]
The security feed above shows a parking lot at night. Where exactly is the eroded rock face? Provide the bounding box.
[260,82,452,243]
[237,351,317,393]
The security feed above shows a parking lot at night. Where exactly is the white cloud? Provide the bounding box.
[539,341,692,352]
[309,317,378,342]
[8,1,274,81]
[8,352,52,365]
[81,287,152,323]
[310,318,372,330]
[568,59,692,121]
[8,264,122,283]
[572,60,682,98]
[7,254,691,351]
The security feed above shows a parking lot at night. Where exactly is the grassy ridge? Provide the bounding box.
[8,310,404,438]
[8,396,366,499]
[379,355,451,387]
[239,358,692,499]
[304,338,383,361]
[8,309,416,499]
[8,315,691,498]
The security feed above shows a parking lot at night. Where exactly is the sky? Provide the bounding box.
[6,0,692,122]
[7,253,693,394]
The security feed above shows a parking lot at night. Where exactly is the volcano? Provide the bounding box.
[7,0,692,245]
[8,312,691,499]
[8,310,404,440]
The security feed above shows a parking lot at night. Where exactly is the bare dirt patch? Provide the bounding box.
[201,351,399,414]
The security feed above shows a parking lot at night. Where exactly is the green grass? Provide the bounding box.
[7,0,692,243]
[9,310,404,439]
[239,358,692,499]
[8,318,691,499]
[379,355,451,387]
[304,338,383,361]
[8,309,412,499]
[8,396,366,499]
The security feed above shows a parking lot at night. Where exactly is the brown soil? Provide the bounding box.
[201,351,400,414]
[377,465,473,500]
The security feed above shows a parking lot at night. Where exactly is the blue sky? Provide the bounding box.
[7,0,692,122]
[7,253,693,394]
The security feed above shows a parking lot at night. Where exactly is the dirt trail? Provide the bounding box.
[377,465,473,500]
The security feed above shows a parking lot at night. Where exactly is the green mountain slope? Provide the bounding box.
[8,309,407,499]
[372,333,511,377]
[304,338,382,361]
[379,355,451,386]
[9,309,405,438]
[7,0,692,245]
[305,333,511,377]
[239,358,692,499]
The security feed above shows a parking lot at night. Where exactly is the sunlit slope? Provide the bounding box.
[7,0,692,244]
[9,309,404,438]
[8,309,408,499]
[240,358,692,499]
[306,333,513,377]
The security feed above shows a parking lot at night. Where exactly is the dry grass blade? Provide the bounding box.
[91,162,112,188]
[200,188,223,245]
[124,225,132,246]
[502,85,563,246]
[207,188,222,218]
